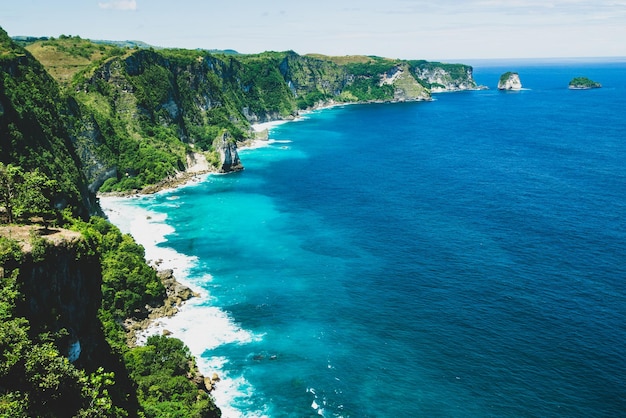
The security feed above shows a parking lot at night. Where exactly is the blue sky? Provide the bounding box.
[1,0,625,60]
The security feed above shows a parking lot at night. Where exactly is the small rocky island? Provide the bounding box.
[498,72,522,90]
[569,77,602,90]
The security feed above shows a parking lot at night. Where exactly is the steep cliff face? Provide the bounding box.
[411,61,478,92]
[0,225,140,415]
[279,51,347,98]
[380,64,430,101]
[14,230,103,367]
[498,72,522,90]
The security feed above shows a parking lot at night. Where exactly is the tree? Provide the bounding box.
[15,169,59,228]
[0,163,58,226]
[0,163,23,224]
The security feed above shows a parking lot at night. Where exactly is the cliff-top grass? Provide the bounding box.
[0,225,82,252]
[25,36,128,87]
[306,53,395,66]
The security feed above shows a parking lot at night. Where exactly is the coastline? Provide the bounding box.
[98,102,352,415]
[99,192,264,417]
[98,116,302,416]
[98,102,350,337]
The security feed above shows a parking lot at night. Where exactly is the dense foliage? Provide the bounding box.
[0,163,59,225]
[69,216,165,328]
[0,236,125,417]
[0,28,95,218]
[340,58,398,101]
[0,213,220,416]
[125,335,220,417]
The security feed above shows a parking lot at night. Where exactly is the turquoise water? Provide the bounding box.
[106,60,626,417]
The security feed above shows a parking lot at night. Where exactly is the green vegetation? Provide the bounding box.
[569,77,601,89]
[68,216,220,416]
[69,216,165,326]
[499,71,517,84]
[0,163,59,226]
[1,28,95,218]
[0,211,221,416]
[25,35,128,88]
[0,236,126,417]
[339,57,398,101]
[10,34,473,193]
[125,335,220,417]
[2,30,220,417]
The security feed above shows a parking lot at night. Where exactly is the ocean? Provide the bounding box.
[101,59,626,417]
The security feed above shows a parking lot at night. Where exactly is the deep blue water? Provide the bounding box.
[112,60,626,417]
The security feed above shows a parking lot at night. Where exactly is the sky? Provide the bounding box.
[1,0,626,61]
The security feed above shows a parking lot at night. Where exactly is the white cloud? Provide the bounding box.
[98,0,137,11]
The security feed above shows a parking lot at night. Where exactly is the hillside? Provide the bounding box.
[0,29,98,218]
[21,37,478,194]
[1,28,221,417]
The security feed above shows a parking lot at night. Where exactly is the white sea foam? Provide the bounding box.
[238,140,271,151]
[251,120,290,132]
[100,194,266,417]
[100,195,199,289]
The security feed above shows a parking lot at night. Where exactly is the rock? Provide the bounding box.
[157,268,174,281]
[162,329,172,336]
[204,377,215,392]
[213,130,244,173]
[498,72,522,90]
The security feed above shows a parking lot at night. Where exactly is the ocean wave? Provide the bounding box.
[100,194,264,417]
[268,139,293,144]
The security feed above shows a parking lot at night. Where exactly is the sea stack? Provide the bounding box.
[498,72,522,90]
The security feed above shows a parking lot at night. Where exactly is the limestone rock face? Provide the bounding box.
[213,131,244,173]
[413,65,479,92]
[380,64,431,101]
[498,72,522,90]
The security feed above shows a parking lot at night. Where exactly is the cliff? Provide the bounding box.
[498,72,522,90]
[213,130,244,173]
[18,39,479,194]
[12,228,102,366]
[0,221,221,416]
[410,60,479,92]
[0,225,140,415]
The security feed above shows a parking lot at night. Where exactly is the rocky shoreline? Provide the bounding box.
[122,266,223,393]
[123,267,198,346]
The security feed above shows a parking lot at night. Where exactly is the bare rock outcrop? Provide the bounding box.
[213,130,244,173]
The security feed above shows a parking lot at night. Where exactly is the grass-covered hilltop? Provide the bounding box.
[1,24,479,417]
